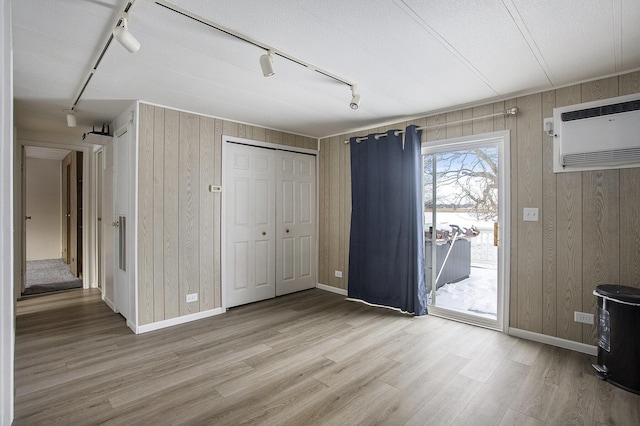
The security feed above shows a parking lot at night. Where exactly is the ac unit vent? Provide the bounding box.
[561,99,640,122]
[553,93,640,173]
[563,147,640,167]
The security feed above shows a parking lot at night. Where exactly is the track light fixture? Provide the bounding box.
[66,110,77,128]
[113,12,140,53]
[350,85,361,110]
[155,0,361,109]
[259,50,275,77]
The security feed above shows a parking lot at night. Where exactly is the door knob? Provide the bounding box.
[285,229,290,233]
[112,221,119,227]
[262,231,266,236]
[25,216,32,220]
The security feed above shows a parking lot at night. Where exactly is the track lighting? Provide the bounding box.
[66,111,77,128]
[260,50,275,77]
[350,85,361,110]
[113,12,140,53]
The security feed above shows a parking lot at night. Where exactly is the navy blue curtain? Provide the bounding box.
[348,125,427,315]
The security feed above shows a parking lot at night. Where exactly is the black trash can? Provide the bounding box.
[592,284,640,394]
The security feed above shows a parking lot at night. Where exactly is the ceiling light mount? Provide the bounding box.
[113,11,140,53]
[350,85,361,110]
[260,50,275,77]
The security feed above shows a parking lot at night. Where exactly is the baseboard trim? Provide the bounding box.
[316,283,348,296]
[508,327,598,356]
[135,307,226,334]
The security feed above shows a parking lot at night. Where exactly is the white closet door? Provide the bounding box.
[276,151,317,296]
[225,143,276,308]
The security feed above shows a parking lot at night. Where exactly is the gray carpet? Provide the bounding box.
[23,258,83,296]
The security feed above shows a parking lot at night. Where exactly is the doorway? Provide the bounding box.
[422,131,510,331]
[22,147,85,297]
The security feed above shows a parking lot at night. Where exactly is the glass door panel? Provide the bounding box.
[423,142,502,327]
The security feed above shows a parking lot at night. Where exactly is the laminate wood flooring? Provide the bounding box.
[14,289,640,425]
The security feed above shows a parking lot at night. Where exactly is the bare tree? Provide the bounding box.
[424,147,498,220]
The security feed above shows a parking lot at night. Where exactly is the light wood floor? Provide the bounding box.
[14,288,640,425]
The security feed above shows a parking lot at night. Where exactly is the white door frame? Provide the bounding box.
[15,141,95,295]
[113,125,132,323]
[221,136,317,310]
[421,130,511,333]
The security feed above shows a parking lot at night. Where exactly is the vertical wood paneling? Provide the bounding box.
[516,93,543,333]
[153,107,165,321]
[199,117,215,311]
[270,130,283,145]
[462,108,473,136]
[541,90,557,336]
[556,172,583,341]
[582,170,619,344]
[554,85,583,342]
[138,103,155,325]
[223,121,239,138]
[237,124,248,139]
[424,113,444,142]
[619,71,640,95]
[581,77,619,103]
[318,139,328,285]
[343,135,352,289]
[163,109,180,320]
[339,135,347,289]
[213,118,223,308]
[329,136,341,288]
[620,168,640,287]
[283,133,296,148]
[472,104,493,134]
[252,126,266,142]
[179,112,200,315]
[444,111,461,139]
[580,77,619,343]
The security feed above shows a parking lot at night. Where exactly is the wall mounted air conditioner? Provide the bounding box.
[553,93,640,173]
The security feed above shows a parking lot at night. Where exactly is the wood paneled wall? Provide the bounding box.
[137,103,316,326]
[319,71,640,345]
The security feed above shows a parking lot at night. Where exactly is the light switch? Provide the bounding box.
[523,208,539,222]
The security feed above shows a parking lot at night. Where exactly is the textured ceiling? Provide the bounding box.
[11,0,640,140]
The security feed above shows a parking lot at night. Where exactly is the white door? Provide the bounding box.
[422,131,510,331]
[102,146,115,303]
[225,143,276,308]
[114,128,130,320]
[276,151,317,295]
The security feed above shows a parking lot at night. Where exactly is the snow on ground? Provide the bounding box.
[429,265,497,319]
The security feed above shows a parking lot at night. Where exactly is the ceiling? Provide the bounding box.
[24,146,70,160]
[11,0,640,140]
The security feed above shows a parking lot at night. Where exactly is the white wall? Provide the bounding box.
[25,157,61,260]
[1,0,14,423]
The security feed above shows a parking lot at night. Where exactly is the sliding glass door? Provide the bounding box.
[422,131,509,330]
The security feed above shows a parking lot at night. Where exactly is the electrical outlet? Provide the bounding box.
[523,207,539,222]
[186,293,198,303]
[334,270,343,278]
[574,311,594,325]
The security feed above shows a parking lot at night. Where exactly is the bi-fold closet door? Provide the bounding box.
[225,142,317,308]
